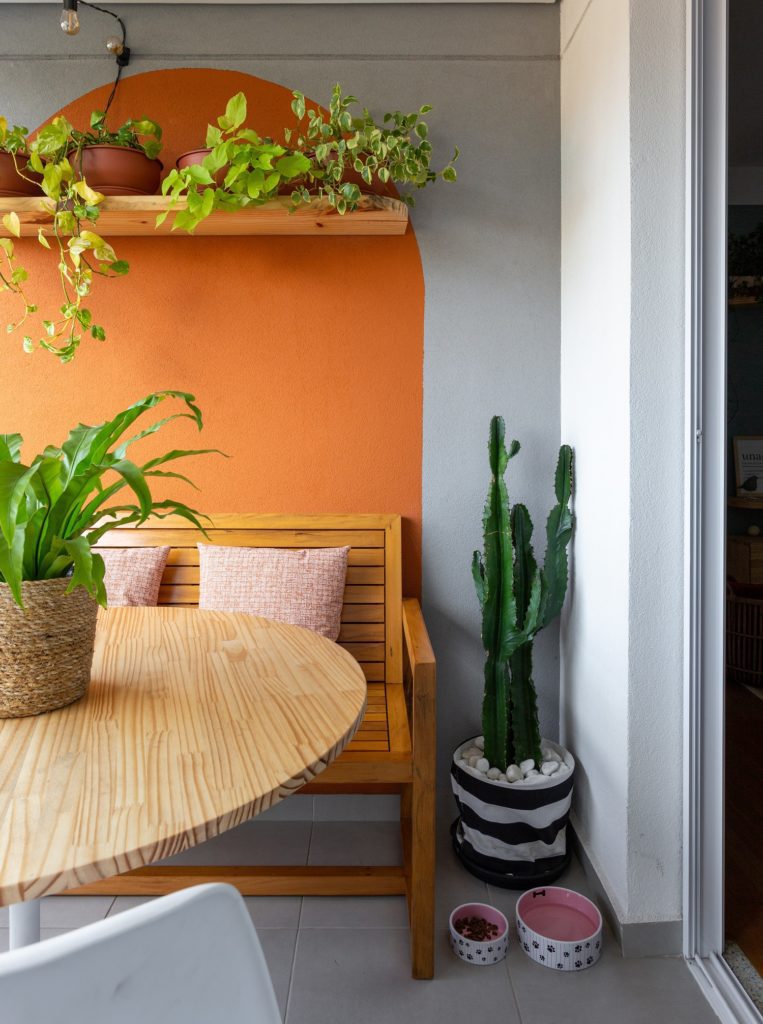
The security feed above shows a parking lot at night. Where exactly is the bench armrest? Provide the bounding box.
[402,599,436,762]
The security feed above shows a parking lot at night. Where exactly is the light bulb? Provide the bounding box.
[105,35,124,55]
[60,6,80,34]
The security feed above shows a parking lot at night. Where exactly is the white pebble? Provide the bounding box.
[456,758,468,768]
[506,764,523,783]
[486,767,501,780]
[475,736,485,750]
[519,759,535,776]
[463,746,481,760]
[526,769,540,776]
[476,758,490,773]
[541,747,562,763]
[468,755,481,768]
[541,761,560,776]
[556,762,570,774]
[498,773,507,782]
[521,772,547,785]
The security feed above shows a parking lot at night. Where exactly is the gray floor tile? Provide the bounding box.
[258,928,297,1019]
[507,939,718,1024]
[435,840,490,929]
[307,821,402,866]
[106,896,153,917]
[256,796,314,822]
[313,795,400,821]
[0,928,76,952]
[158,821,312,866]
[0,896,113,929]
[244,897,302,930]
[286,927,521,1024]
[484,853,593,925]
[301,895,409,929]
[107,893,301,930]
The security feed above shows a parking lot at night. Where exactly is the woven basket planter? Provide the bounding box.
[0,579,98,718]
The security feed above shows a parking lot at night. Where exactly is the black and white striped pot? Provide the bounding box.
[450,737,575,890]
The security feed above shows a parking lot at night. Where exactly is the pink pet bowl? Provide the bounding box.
[449,902,509,966]
[516,886,602,971]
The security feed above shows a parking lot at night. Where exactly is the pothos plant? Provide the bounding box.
[159,85,458,230]
[158,92,312,232]
[0,111,162,362]
[286,84,458,213]
[0,117,32,158]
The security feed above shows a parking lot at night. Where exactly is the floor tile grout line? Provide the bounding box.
[283,902,305,1023]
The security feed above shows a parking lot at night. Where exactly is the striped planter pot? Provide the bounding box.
[450,737,575,889]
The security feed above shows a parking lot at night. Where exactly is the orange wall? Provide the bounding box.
[0,69,424,594]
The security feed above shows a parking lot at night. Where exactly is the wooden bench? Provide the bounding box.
[74,513,437,979]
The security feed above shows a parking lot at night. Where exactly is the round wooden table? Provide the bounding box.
[0,607,367,947]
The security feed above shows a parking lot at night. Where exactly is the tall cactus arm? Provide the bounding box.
[539,444,574,629]
[508,644,542,766]
[510,503,536,629]
[480,416,520,771]
[472,550,486,609]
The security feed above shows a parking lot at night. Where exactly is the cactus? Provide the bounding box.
[472,416,574,771]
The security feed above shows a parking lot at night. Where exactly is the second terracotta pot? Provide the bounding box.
[176,148,227,187]
[0,152,43,197]
[69,145,163,196]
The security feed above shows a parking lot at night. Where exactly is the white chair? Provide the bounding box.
[0,883,281,1024]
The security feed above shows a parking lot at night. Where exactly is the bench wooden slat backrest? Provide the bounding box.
[96,513,403,686]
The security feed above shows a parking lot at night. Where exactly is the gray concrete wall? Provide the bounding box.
[0,3,561,823]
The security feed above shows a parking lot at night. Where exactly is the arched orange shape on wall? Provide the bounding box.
[0,69,424,593]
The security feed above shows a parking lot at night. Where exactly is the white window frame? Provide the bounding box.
[684,2,762,1020]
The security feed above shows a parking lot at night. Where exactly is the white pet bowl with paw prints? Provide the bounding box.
[516,886,602,971]
[448,902,509,966]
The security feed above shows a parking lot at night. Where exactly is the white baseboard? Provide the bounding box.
[569,823,683,956]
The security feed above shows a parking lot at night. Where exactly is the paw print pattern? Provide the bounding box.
[539,954,545,962]
[523,942,530,952]
[563,951,570,958]
[547,944,556,953]
[532,940,540,949]
[574,944,582,953]
[586,956,593,965]
[556,963,564,969]
[575,960,582,968]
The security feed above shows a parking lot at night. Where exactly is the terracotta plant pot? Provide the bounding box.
[176,148,227,187]
[69,145,163,196]
[0,152,43,197]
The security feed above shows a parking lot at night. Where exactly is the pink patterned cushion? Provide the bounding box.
[99,546,170,607]
[197,544,350,640]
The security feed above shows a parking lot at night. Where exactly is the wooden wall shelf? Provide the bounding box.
[0,194,409,238]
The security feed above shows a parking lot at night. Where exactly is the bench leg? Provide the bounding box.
[402,779,435,979]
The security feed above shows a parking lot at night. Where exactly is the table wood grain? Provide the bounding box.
[0,607,367,905]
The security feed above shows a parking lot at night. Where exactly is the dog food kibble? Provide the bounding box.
[454,916,501,942]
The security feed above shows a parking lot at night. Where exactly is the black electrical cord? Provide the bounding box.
[78,0,129,118]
